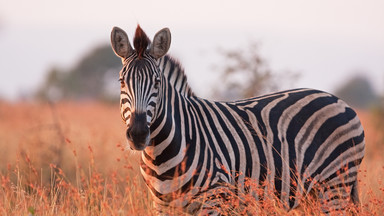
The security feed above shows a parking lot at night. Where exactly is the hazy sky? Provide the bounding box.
[1,0,383,100]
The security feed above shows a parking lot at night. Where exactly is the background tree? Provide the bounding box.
[334,75,379,109]
[212,43,299,100]
[36,44,121,101]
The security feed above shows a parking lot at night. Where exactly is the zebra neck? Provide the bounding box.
[146,84,187,158]
[142,55,196,165]
[141,88,203,205]
[140,56,200,196]
[142,85,196,175]
[157,55,194,98]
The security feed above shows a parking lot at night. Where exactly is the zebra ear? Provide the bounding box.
[150,28,171,59]
[111,27,134,59]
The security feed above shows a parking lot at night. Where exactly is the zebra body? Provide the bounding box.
[110,26,365,214]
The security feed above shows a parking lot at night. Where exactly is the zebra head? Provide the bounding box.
[111,25,171,150]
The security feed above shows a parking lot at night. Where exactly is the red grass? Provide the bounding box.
[0,102,383,215]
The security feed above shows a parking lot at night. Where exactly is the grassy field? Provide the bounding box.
[0,101,383,215]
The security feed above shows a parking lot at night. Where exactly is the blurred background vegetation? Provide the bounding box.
[33,41,383,112]
[35,45,121,102]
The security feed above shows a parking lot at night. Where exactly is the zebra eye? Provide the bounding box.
[118,78,125,87]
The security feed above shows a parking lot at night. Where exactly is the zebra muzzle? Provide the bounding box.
[126,112,150,150]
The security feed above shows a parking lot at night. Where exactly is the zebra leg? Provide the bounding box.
[318,181,359,214]
[318,187,347,213]
[350,180,360,206]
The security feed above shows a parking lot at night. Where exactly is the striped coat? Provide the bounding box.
[111,26,365,214]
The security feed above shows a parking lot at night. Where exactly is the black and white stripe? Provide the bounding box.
[111,26,365,214]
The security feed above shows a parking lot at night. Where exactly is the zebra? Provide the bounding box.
[110,25,365,214]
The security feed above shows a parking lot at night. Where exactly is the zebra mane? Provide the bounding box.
[158,55,195,97]
[133,25,150,59]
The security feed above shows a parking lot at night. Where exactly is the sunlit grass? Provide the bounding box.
[0,102,383,215]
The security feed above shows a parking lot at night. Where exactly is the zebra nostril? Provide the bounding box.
[126,127,133,140]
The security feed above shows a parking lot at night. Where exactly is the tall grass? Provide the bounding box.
[0,102,383,215]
